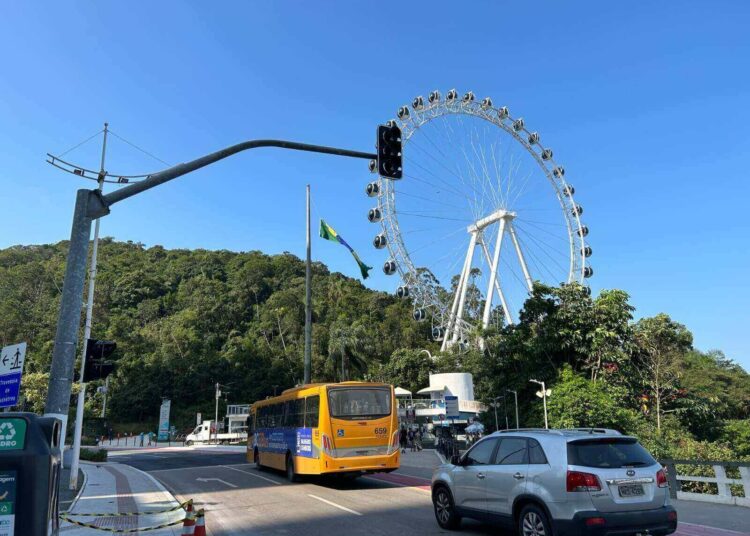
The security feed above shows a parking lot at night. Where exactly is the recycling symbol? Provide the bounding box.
[0,423,15,441]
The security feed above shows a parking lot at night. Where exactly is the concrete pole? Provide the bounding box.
[43,189,94,453]
[215,382,220,445]
[303,185,312,385]
[100,376,109,418]
[69,124,108,489]
[542,381,549,429]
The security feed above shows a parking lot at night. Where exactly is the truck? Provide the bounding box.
[185,420,246,446]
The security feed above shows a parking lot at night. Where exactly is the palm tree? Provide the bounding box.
[328,321,369,381]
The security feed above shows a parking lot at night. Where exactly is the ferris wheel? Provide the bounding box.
[366,89,592,350]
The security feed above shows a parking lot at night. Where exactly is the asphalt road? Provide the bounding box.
[110,449,750,536]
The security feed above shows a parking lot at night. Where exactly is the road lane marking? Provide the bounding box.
[307,494,362,516]
[196,477,238,488]
[149,463,247,473]
[221,465,283,485]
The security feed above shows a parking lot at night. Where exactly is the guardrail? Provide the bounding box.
[661,459,750,507]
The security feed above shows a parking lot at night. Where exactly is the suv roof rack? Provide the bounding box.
[566,428,622,435]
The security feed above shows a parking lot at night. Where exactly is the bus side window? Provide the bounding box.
[305,396,319,428]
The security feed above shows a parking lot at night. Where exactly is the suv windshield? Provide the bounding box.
[328,387,391,420]
[568,438,656,468]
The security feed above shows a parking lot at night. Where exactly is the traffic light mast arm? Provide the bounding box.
[96,139,377,216]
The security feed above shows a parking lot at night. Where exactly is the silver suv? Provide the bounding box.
[431,428,677,535]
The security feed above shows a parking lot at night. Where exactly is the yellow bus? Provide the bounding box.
[246,381,400,481]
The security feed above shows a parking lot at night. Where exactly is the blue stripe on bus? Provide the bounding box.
[254,427,315,458]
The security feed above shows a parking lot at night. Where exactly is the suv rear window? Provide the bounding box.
[567,438,656,468]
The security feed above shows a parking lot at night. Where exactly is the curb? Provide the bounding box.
[66,466,88,513]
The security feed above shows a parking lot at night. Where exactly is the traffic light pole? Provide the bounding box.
[44,137,377,449]
[69,124,108,488]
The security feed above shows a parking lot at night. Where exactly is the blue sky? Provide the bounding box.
[1,2,749,368]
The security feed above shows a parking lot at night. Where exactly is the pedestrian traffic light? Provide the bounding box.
[82,339,117,382]
[377,123,403,179]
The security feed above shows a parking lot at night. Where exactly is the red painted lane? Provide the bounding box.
[676,523,750,536]
[370,473,750,536]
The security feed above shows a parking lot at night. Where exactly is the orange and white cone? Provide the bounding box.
[182,500,195,535]
[194,509,206,536]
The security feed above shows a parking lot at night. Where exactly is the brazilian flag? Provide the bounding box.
[319,219,373,279]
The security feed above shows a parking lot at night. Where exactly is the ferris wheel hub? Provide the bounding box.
[467,209,517,234]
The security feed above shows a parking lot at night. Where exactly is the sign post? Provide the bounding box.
[0,344,26,409]
[157,399,171,442]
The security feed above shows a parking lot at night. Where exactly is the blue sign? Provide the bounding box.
[0,374,21,409]
[295,428,313,458]
[255,428,317,459]
[337,429,345,437]
[157,399,171,441]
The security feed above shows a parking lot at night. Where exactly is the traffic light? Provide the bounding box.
[377,123,403,179]
[82,339,117,382]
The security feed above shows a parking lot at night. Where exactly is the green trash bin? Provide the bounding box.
[0,413,62,536]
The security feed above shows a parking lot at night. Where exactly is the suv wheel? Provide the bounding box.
[433,486,461,530]
[518,504,552,536]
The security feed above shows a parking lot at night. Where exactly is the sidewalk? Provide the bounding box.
[60,462,185,535]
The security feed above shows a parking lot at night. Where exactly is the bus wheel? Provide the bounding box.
[286,455,299,483]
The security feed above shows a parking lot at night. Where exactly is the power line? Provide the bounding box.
[56,129,104,158]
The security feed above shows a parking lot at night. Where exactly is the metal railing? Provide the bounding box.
[661,459,750,507]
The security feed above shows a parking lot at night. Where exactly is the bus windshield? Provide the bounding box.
[328,387,391,420]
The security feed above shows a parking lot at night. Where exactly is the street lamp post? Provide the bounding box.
[43,137,378,438]
[530,379,550,429]
[506,389,519,429]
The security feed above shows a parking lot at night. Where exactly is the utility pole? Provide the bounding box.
[493,398,499,431]
[43,136,378,437]
[506,389,519,429]
[530,379,550,429]
[214,382,221,445]
[303,185,312,385]
[100,376,109,418]
[69,123,108,489]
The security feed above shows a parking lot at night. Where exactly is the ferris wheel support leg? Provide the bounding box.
[508,223,534,293]
[481,218,508,329]
[442,232,476,351]
[479,241,512,327]
[451,231,479,344]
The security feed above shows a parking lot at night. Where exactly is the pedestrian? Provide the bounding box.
[415,428,423,451]
[399,425,407,453]
[139,432,144,447]
[408,428,415,452]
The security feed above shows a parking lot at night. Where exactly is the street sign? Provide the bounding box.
[158,399,171,441]
[0,343,26,409]
[445,395,459,418]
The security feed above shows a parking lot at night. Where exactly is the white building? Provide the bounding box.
[397,372,486,427]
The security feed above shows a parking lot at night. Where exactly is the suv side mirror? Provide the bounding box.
[450,454,462,466]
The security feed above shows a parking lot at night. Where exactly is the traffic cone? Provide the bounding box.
[182,500,195,535]
[194,509,206,536]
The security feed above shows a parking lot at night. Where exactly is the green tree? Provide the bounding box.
[633,314,693,431]
[380,348,434,395]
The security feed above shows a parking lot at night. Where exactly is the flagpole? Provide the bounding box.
[304,184,312,385]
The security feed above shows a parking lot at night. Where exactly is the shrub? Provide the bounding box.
[79,448,107,463]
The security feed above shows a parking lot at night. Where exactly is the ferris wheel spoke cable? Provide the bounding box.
[514,221,571,261]
[513,225,570,275]
[402,156,473,201]
[515,219,572,243]
[511,229,561,284]
[394,189,465,210]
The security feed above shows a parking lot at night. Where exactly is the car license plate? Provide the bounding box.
[619,484,644,497]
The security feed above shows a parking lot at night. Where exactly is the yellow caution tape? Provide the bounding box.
[62,499,191,517]
[59,514,187,533]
